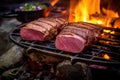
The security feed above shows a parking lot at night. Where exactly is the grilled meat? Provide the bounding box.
[20,18,67,41]
[55,22,103,53]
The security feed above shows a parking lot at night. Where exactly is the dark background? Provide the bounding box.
[0,0,120,15]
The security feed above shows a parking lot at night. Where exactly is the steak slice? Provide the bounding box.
[20,18,67,41]
[55,33,86,53]
[55,22,102,53]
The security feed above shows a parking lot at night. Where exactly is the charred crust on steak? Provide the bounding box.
[37,18,57,28]
[31,21,50,31]
[20,18,67,41]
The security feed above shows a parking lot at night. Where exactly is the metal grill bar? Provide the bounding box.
[9,23,120,67]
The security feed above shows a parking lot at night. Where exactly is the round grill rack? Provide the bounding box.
[9,23,120,67]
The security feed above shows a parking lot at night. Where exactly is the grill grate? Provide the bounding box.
[9,23,120,67]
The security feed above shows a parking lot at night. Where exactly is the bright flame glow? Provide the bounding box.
[103,30,111,33]
[103,30,115,34]
[69,0,119,27]
[97,20,103,24]
[50,0,59,6]
[110,31,115,34]
[102,8,119,27]
[74,0,89,22]
[103,54,110,60]
[69,0,101,23]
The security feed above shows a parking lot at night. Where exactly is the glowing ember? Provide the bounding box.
[69,0,119,27]
[103,30,115,34]
[103,54,110,60]
[103,30,111,33]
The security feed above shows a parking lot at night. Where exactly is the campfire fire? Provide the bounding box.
[1,0,120,80]
[68,0,120,60]
[68,0,119,27]
[50,0,59,6]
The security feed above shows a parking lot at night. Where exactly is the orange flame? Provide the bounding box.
[69,0,119,27]
[50,0,59,6]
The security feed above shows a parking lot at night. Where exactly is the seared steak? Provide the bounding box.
[55,22,103,53]
[20,18,67,41]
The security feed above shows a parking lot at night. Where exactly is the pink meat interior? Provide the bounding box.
[20,29,45,41]
[55,36,85,53]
